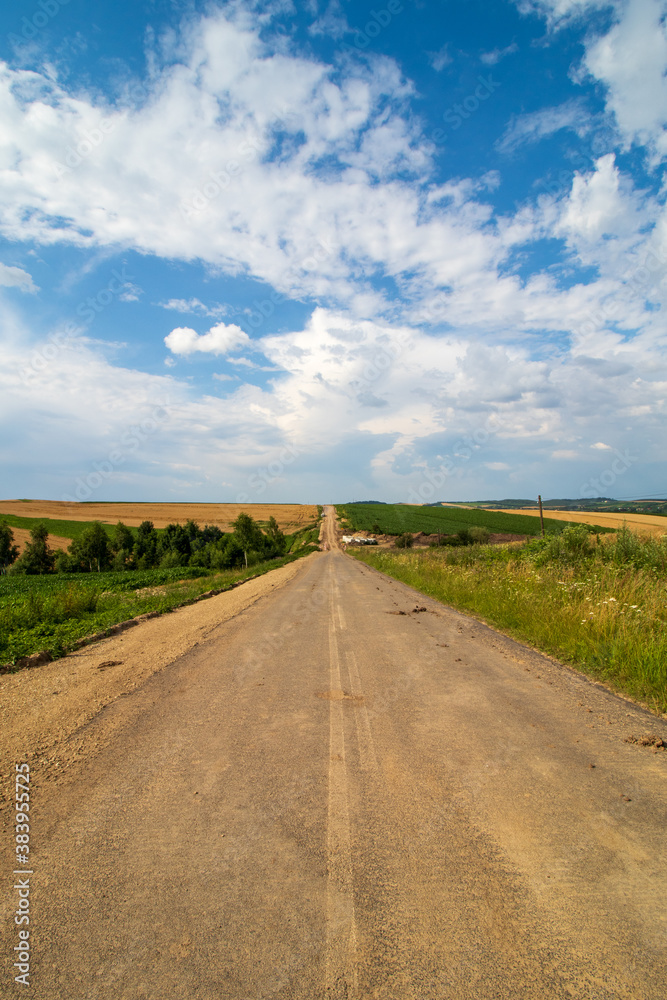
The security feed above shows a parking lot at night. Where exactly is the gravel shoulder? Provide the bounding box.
[0,554,316,810]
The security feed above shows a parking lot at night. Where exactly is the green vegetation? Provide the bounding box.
[336,502,603,537]
[0,521,19,573]
[0,513,117,543]
[350,525,667,714]
[0,513,320,668]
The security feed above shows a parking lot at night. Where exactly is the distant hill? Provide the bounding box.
[440,498,667,516]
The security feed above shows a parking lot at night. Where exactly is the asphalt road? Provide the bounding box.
[7,507,667,998]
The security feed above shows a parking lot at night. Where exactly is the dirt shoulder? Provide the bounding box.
[0,553,317,808]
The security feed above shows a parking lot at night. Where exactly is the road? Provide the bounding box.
[3,506,666,998]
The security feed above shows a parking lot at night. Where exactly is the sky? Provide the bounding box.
[0,0,665,504]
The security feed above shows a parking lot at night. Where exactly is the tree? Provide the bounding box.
[134,520,158,568]
[68,522,110,572]
[232,512,263,568]
[0,521,19,574]
[210,535,245,570]
[157,523,191,565]
[110,521,135,570]
[111,521,134,554]
[12,522,55,574]
[265,516,286,556]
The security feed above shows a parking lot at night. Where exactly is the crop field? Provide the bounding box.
[493,508,667,537]
[0,500,318,532]
[0,514,117,554]
[336,502,602,537]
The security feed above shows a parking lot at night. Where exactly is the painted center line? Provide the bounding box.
[325,577,358,998]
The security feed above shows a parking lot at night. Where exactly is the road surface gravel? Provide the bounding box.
[1,506,665,998]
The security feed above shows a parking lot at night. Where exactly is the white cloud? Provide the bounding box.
[556,153,652,248]
[227,356,258,367]
[591,441,611,449]
[480,42,519,65]
[159,298,230,318]
[583,0,667,163]
[118,283,142,302]
[515,0,613,28]
[0,5,662,358]
[497,100,591,154]
[164,322,251,356]
[308,0,349,38]
[0,263,37,292]
[0,14,465,320]
[2,304,666,501]
[428,46,452,72]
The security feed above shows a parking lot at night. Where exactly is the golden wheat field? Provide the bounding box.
[0,500,318,532]
[494,508,667,536]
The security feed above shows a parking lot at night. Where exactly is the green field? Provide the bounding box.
[0,513,122,542]
[336,503,603,537]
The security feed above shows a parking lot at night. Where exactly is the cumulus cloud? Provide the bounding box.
[583,0,667,163]
[0,263,37,292]
[164,322,251,356]
[2,303,666,501]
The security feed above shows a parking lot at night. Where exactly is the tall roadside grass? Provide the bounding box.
[351,526,667,714]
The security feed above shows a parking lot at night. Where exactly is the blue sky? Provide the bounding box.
[0,0,665,503]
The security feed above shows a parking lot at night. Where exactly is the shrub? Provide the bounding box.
[395,533,414,548]
[532,524,593,565]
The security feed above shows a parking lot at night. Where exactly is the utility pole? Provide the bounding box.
[538,494,545,537]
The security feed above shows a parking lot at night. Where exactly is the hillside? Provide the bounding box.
[335,503,600,537]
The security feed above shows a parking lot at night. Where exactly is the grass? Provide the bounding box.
[0,549,318,668]
[0,513,121,542]
[335,502,606,537]
[349,528,667,714]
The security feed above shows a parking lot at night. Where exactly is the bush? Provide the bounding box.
[533,524,593,565]
[395,533,414,548]
[603,526,667,573]
[469,526,490,544]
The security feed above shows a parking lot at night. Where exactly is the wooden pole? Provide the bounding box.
[538,494,545,537]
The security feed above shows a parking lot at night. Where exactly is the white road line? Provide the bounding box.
[325,588,358,998]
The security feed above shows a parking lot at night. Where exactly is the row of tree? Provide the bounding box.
[0,513,287,575]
